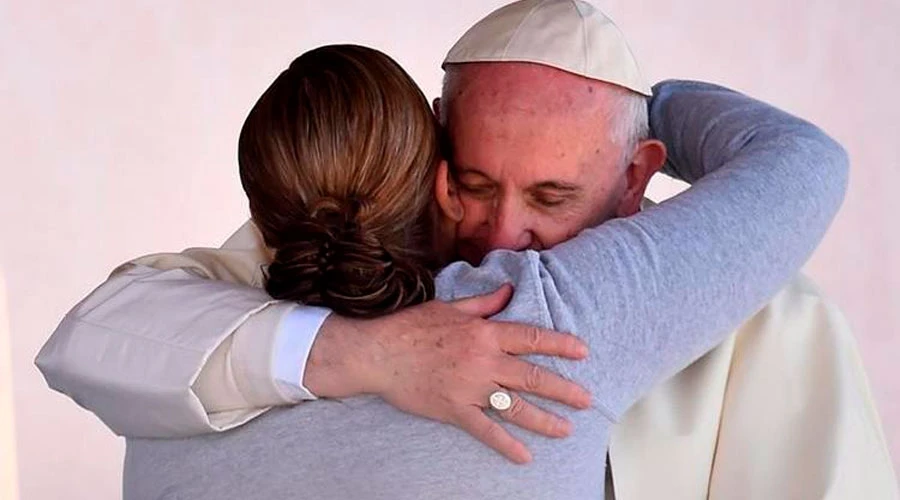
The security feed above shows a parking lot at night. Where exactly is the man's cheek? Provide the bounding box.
[531,212,591,250]
[457,199,492,238]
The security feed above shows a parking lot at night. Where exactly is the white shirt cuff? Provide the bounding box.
[272,305,332,400]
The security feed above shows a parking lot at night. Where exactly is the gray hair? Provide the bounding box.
[611,89,650,167]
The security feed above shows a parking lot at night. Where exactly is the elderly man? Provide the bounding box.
[38,0,896,498]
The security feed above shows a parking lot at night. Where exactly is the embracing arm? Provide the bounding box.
[586,79,846,415]
[36,239,587,448]
[35,245,330,437]
[441,79,848,419]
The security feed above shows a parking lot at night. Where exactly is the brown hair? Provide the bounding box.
[238,45,441,317]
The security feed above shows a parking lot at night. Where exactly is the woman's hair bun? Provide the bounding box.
[265,197,434,317]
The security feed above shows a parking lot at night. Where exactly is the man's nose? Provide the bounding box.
[486,198,533,251]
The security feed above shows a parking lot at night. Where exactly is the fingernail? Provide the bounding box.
[576,343,589,357]
[579,391,592,409]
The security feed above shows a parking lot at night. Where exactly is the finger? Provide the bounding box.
[496,323,588,359]
[497,358,591,409]
[449,283,513,318]
[492,391,572,438]
[455,408,532,464]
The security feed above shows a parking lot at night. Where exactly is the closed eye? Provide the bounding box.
[528,181,580,210]
[533,195,567,207]
[530,189,578,209]
[458,182,496,199]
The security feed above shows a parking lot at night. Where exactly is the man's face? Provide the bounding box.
[443,63,633,264]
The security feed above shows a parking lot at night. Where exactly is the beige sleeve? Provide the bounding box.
[36,243,309,437]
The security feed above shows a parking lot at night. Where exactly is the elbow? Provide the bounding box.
[34,327,66,391]
[788,123,850,225]
[812,128,851,218]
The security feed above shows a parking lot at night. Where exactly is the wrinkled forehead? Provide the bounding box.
[445,62,615,118]
[444,63,625,181]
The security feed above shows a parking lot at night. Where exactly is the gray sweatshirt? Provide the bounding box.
[123,81,849,500]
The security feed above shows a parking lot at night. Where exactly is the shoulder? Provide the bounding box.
[435,250,542,300]
[737,273,852,348]
[766,273,842,314]
[119,221,272,287]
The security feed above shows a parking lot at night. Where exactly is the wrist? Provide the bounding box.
[303,315,385,398]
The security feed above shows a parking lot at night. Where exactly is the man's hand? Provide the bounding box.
[304,284,591,464]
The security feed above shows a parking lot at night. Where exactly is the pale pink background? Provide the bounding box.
[1,1,897,498]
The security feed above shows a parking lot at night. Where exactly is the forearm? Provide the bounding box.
[650,79,847,189]
[194,301,319,413]
[35,264,286,436]
[528,80,846,416]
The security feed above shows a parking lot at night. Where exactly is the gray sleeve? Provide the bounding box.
[436,80,849,420]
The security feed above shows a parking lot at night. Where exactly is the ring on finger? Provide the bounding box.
[489,389,513,411]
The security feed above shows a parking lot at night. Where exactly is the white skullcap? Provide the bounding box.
[443,0,652,96]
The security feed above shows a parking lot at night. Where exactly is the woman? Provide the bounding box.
[240,44,450,317]
[124,45,847,498]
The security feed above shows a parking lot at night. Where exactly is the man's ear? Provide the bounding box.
[434,159,463,222]
[615,139,667,217]
[432,97,442,122]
